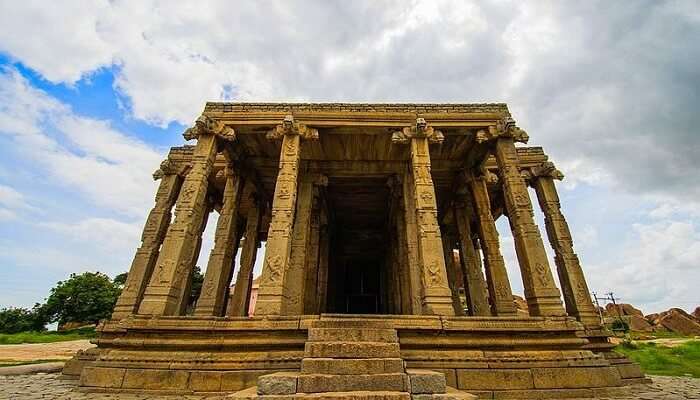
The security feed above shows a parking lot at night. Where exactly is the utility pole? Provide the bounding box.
[592,291,604,325]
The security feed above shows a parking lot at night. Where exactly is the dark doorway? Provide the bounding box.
[325,177,389,314]
[344,259,380,314]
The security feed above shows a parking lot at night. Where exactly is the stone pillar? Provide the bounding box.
[397,119,454,315]
[282,175,313,315]
[454,203,490,316]
[494,134,566,317]
[228,201,262,317]
[316,209,330,314]
[194,169,245,316]
[112,161,182,319]
[138,132,218,316]
[530,162,600,326]
[400,170,423,314]
[255,116,318,315]
[303,178,326,314]
[470,174,516,316]
[179,203,215,315]
[441,229,465,315]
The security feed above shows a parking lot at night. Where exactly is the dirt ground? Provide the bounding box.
[0,340,94,362]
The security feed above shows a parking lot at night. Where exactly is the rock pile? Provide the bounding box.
[601,303,700,335]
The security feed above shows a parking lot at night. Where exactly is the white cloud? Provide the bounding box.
[0,67,163,217]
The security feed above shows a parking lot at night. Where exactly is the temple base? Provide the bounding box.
[68,314,644,398]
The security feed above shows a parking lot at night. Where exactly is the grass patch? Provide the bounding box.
[0,359,65,367]
[616,340,700,378]
[0,327,95,344]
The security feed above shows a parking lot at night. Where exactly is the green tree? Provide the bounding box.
[113,272,128,288]
[0,306,46,333]
[41,272,121,326]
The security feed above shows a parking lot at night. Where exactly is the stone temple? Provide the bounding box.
[65,103,646,399]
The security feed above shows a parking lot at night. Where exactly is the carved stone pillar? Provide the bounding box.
[303,178,326,314]
[228,201,262,317]
[255,116,318,315]
[194,169,245,316]
[316,209,330,314]
[470,174,517,316]
[400,168,424,314]
[138,120,225,315]
[529,162,600,326]
[493,121,565,317]
[454,202,490,316]
[394,118,454,315]
[179,203,214,315]
[441,229,465,316]
[112,161,182,319]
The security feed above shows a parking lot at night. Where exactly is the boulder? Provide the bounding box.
[657,308,700,336]
[628,315,653,332]
[692,306,700,322]
[605,303,643,318]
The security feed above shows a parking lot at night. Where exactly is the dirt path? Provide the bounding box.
[0,340,94,361]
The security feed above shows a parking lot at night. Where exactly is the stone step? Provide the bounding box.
[410,387,477,400]
[305,342,401,359]
[308,328,398,343]
[405,369,446,394]
[310,320,394,329]
[229,387,411,400]
[301,358,404,375]
[297,373,409,393]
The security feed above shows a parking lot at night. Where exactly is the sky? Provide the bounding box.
[0,1,698,315]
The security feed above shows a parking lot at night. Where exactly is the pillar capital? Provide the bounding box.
[266,115,319,140]
[391,118,445,144]
[531,161,564,180]
[474,117,529,144]
[183,114,236,142]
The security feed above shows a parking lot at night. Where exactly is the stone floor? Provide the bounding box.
[0,374,698,400]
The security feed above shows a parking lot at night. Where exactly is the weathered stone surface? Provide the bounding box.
[79,366,125,388]
[121,368,189,390]
[189,371,222,391]
[531,366,622,389]
[628,315,654,332]
[605,303,644,318]
[297,373,408,393]
[305,342,401,359]
[308,328,398,343]
[456,369,533,390]
[406,369,446,394]
[258,372,298,395]
[301,358,404,375]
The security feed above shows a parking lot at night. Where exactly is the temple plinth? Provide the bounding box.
[67,103,646,398]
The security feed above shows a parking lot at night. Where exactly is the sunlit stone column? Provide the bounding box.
[492,119,566,317]
[194,168,245,316]
[228,201,262,317]
[399,175,422,314]
[255,116,318,315]
[112,160,182,319]
[529,162,600,326]
[394,118,454,315]
[138,116,233,316]
[469,173,516,316]
[441,229,465,316]
[454,201,490,316]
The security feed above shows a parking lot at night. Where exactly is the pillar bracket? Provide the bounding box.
[391,118,445,144]
[475,117,529,144]
[183,114,236,142]
[266,115,319,141]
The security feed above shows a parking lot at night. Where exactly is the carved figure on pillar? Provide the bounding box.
[393,118,455,315]
[112,159,183,319]
[491,119,566,317]
[255,115,318,315]
[527,162,600,326]
[138,123,222,316]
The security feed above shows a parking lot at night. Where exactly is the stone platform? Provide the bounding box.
[66,314,645,398]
